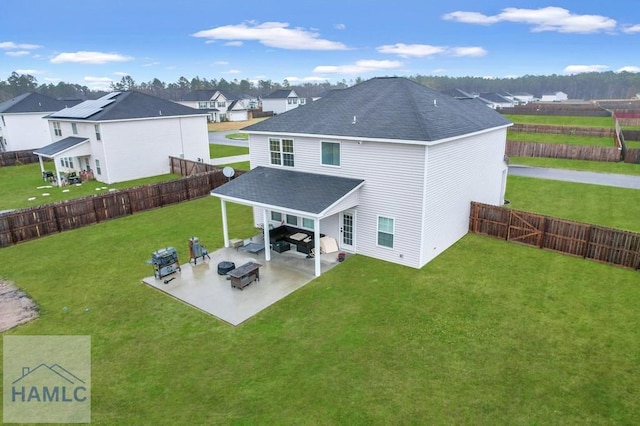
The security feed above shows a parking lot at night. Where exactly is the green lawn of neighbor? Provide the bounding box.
[0,162,181,211]
[1,192,639,424]
[226,132,249,140]
[504,114,613,128]
[506,175,640,232]
[507,131,614,147]
[209,144,249,159]
[509,157,640,176]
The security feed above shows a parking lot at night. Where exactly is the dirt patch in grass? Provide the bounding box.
[0,280,38,333]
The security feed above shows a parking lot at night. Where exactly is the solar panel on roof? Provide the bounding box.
[49,98,116,118]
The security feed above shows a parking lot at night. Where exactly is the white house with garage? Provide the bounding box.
[540,91,568,102]
[260,89,305,114]
[35,91,209,184]
[0,92,81,152]
[177,90,254,122]
[211,77,512,276]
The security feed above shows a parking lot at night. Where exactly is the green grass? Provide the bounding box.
[209,144,249,159]
[0,162,181,210]
[226,132,248,140]
[509,157,640,176]
[1,194,639,424]
[626,140,640,149]
[507,131,614,147]
[504,114,613,128]
[506,175,640,232]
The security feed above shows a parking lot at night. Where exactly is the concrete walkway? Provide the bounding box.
[508,165,640,189]
[210,154,250,165]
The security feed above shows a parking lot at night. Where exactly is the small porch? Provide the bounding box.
[33,136,93,186]
[142,243,347,326]
[210,166,365,277]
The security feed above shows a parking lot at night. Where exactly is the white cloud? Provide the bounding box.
[224,41,243,47]
[192,21,348,50]
[143,62,160,67]
[377,43,446,58]
[51,51,132,64]
[432,68,447,74]
[564,64,609,74]
[448,46,487,57]
[84,76,114,90]
[6,51,30,57]
[44,77,62,82]
[444,7,617,34]
[0,41,42,50]
[114,71,130,76]
[314,59,402,75]
[618,66,640,73]
[14,69,44,75]
[284,76,328,82]
[623,24,640,34]
[223,69,241,74]
[335,23,346,30]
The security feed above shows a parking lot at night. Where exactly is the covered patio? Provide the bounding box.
[210,166,365,277]
[33,136,91,185]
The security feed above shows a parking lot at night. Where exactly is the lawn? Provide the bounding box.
[509,157,640,176]
[507,131,614,147]
[0,162,181,211]
[209,144,249,159]
[506,175,640,232]
[0,193,638,424]
[503,114,613,128]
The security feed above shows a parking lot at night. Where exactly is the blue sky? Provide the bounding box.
[2,0,639,90]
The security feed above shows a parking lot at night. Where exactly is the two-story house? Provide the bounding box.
[211,77,512,276]
[260,89,305,115]
[177,90,255,122]
[34,91,209,184]
[0,92,81,152]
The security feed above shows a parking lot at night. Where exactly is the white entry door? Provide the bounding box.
[340,210,355,251]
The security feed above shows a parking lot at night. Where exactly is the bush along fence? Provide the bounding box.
[0,149,40,167]
[0,170,230,247]
[506,141,622,162]
[469,202,640,271]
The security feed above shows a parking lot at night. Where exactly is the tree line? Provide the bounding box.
[0,71,639,103]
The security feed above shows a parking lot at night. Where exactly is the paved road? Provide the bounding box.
[208,131,248,147]
[508,165,640,189]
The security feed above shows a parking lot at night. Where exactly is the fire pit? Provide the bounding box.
[217,261,236,275]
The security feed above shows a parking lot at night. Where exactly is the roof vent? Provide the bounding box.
[433,99,437,107]
[352,115,357,124]
[159,110,162,115]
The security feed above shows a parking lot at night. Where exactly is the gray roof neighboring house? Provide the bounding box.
[33,136,89,157]
[478,92,514,104]
[49,91,207,121]
[0,92,81,114]
[262,89,298,99]
[244,77,512,142]
[212,166,364,215]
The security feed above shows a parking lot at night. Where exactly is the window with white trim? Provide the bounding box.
[217,101,226,108]
[302,217,314,230]
[377,216,394,248]
[94,124,101,141]
[198,101,208,108]
[321,141,340,166]
[53,121,62,137]
[269,138,294,167]
[286,214,298,226]
[95,159,101,175]
[71,123,78,135]
[271,211,282,222]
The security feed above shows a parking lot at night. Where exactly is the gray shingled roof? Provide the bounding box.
[262,89,297,99]
[33,136,89,157]
[244,77,512,142]
[49,91,207,121]
[180,90,217,102]
[211,166,364,214]
[0,92,81,114]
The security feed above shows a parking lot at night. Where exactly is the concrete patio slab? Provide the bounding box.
[142,246,345,326]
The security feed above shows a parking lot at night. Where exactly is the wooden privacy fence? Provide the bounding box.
[625,148,640,164]
[170,156,220,176]
[469,202,640,271]
[510,124,614,137]
[506,141,622,162]
[0,170,229,247]
[0,149,40,166]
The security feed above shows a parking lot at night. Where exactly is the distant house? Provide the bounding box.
[35,91,209,184]
[0,93,81,152]
[510,92,536,104]
[211,77,512,276]
[260,89,304,114]
[477,92,515,109]
[177,90,256,122]
[540,91,568,102]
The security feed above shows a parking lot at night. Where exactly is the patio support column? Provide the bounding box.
[220,199,229,248]
[314,219,321,276]
[38,156,45,174]
[54,157,62,187]
[263,209,271,262]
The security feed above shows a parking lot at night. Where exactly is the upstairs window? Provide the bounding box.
[198,102,208,108]
[94,124,101,141]
[217,101,226,108]
[71,123,78,135]
[53,122,62,137]
[321,142,340,166]
[269,138,294,167]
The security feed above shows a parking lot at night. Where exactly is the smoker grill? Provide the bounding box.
[151,247,181,279]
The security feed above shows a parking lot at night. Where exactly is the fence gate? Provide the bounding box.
[507,210,544,246]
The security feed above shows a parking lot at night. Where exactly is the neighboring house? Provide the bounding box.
[477,92,516,109]
[511,92,536,104]
[0,92,81,152]
[211,77,512,276]
[177,90,256,122]
[443,88,476,99]
[540,91,568,102]
[260,89,304,114]
[35,91,209,184]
